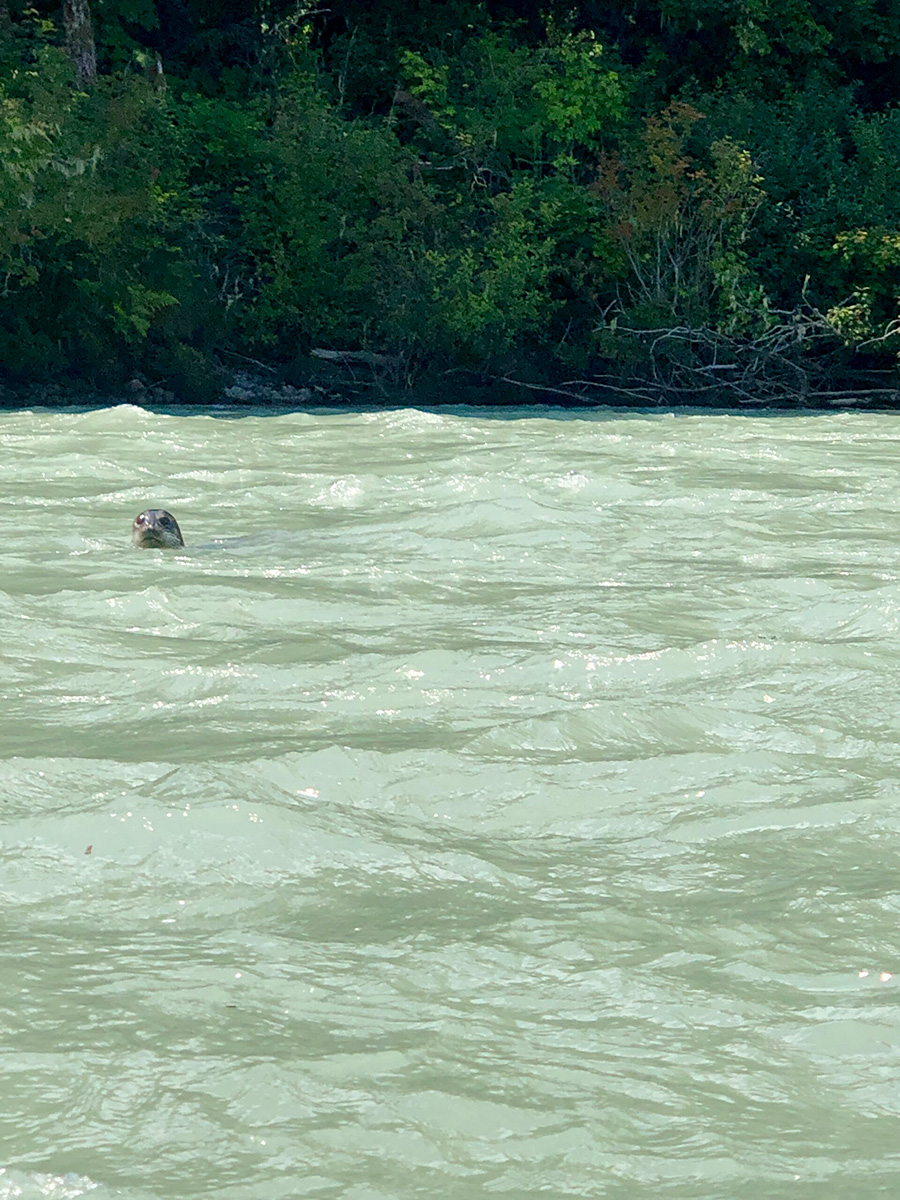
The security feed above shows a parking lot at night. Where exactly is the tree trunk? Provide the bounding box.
[63,0,97,87]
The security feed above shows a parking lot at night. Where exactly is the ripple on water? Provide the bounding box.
[4,406,900,1197]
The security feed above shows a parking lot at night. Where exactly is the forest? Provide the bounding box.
[3,0,900,405]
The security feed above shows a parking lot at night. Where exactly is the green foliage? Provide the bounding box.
[698,80,900,361]
[231,73,430,353]
[593,103,764,331]
[0,25,253,382]
[415,178,558,360]
[825,290,877,347]
[229,30,609,368]
[6,0,900,393]
[398,28,622,182]
[0,38,166,374]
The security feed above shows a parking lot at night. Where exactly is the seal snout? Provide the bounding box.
[132,508,184,549]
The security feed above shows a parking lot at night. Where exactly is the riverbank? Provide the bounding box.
[3,362,900,413]
[0,369,323,412]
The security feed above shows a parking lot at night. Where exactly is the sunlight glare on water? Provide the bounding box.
[3,403,900,1198]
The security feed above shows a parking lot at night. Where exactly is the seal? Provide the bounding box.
[132,509,184,549]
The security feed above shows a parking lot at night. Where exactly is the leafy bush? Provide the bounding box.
[5,0,900,396]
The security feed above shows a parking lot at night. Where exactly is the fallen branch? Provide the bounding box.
[219,348,277,374]
[311,348,402,367]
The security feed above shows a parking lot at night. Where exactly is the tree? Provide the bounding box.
[63,0,95,86]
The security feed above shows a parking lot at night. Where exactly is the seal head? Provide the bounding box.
[132,509,184,549]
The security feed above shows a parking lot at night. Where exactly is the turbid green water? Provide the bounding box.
[3,404,900,1199]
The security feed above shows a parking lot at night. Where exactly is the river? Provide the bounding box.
[2,403,900,1198]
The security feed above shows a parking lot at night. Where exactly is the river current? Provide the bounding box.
[2,403,900,1198]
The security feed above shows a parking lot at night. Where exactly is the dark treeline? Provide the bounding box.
[4,0,900,404]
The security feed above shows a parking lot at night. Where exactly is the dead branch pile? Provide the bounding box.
[503,304,900,408]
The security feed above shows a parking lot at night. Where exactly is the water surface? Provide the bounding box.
[3,404,900,1198]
